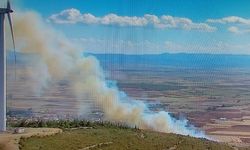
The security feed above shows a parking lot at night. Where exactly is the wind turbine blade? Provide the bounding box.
[7,0,11,10]
[7,12,17,80]
[7,13,15,49]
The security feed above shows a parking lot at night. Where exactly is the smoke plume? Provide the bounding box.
[11,11,206,138]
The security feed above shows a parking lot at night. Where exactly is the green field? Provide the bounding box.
[19,126,240,150]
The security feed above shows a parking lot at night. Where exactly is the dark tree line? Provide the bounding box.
[10,119,139,130]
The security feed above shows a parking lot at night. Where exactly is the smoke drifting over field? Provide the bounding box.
[11,11,206,138]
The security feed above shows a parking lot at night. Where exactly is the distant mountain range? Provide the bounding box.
[7,52,250,69]
[89,53,250,69]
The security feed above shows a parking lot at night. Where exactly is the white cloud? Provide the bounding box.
[207,16,250,25]
[100,14,148,26]
[207,16,250,34]
[49,8,82,24]
[227,26,250,34]
[228,26,240,33]
[82,13,99,24]
[48,8,216,32]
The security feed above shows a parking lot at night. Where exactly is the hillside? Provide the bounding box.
[18,126,245,150]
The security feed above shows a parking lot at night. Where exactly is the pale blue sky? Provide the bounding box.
[12,0,250,54]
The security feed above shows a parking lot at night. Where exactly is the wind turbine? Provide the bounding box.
[0,0,15,132]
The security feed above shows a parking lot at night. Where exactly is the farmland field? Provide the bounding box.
[6,53,250,147]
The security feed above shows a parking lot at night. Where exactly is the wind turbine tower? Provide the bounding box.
[0,0,15,132]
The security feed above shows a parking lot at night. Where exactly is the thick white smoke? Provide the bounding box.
[11,11,206,138]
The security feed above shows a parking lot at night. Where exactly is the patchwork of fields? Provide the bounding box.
[6,53,250,147]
